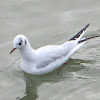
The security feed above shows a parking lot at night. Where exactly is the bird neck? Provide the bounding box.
[19,44,36,60]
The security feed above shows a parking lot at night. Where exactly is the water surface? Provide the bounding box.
[0,0,100,100]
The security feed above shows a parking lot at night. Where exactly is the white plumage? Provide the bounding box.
[10,24,99,75]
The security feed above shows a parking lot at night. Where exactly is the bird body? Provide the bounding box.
[10,24,100,75]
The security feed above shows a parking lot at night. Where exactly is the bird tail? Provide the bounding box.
[69,24,90,41]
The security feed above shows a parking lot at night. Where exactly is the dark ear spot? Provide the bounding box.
[25,39,27,45]
[19,37,22,43]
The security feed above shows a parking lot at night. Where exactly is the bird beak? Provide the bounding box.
[10,48,16,54]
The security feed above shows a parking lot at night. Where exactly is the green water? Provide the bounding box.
[0,0,100,100]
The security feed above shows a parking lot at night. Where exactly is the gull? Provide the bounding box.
[10,24,100,75]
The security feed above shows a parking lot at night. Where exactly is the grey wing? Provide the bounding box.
[35,45,65,68]
[35,41,77,69]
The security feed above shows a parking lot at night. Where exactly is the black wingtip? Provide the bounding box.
[69,24,90,41]
[78,35,100,43]
[85,24,90,31]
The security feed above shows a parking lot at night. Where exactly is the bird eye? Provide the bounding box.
[19,43,22,45]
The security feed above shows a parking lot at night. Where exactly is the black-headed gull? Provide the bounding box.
[10,24,100,75]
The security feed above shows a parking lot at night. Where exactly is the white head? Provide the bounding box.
[10,35,29,54]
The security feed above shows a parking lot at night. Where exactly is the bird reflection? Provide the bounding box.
[15,58,92,100]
